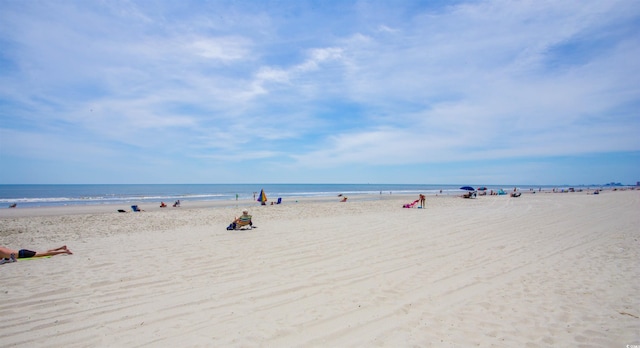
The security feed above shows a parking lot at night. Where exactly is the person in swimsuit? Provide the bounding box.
[1,245,72,264]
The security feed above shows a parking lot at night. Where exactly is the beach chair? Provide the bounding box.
[131,205,142,212]
[276,197,282,204]
[234,215,253,230]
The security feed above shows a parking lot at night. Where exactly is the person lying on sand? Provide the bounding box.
[1,245,72,264]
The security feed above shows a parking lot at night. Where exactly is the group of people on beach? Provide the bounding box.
[2,206,254,265]
[3,190,433,266]
[159,200,181,208]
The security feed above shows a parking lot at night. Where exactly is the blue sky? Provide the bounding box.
[1,0,639,185]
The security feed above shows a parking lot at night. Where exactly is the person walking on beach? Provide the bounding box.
[1,245,72,264]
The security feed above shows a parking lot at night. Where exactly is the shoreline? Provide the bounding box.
[2,183,629,211]
[0,193,393,218]
[0,187,622,218]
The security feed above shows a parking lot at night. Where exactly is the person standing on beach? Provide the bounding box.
[419,194,426,208]
[1,245,72,263]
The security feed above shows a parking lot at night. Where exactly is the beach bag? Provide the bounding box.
[226,223,235,230]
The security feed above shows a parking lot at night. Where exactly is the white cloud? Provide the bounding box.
[252,46,344,94]
[376,25,398,33]
[189,36,251,61]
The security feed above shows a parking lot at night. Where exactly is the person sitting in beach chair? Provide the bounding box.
[131,205,144,212]
[227,210,254,230]
[173,200,181,207]
[160,202,167,208]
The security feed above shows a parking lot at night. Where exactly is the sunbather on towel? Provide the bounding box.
[1,245,72,263]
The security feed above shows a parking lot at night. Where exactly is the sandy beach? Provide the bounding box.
[1,190,638,347]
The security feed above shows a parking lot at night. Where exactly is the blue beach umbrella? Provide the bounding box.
[460,186,475,191]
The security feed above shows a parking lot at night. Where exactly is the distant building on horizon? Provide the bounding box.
[604,182,623,187]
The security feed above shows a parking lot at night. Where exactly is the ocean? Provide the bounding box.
[0,183,569,208]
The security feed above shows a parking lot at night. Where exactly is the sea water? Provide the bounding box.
[0,183,569,208]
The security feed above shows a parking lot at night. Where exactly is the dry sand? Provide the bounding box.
[1,190,639,347]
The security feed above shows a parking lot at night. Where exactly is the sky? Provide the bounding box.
[1,0,639,185]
